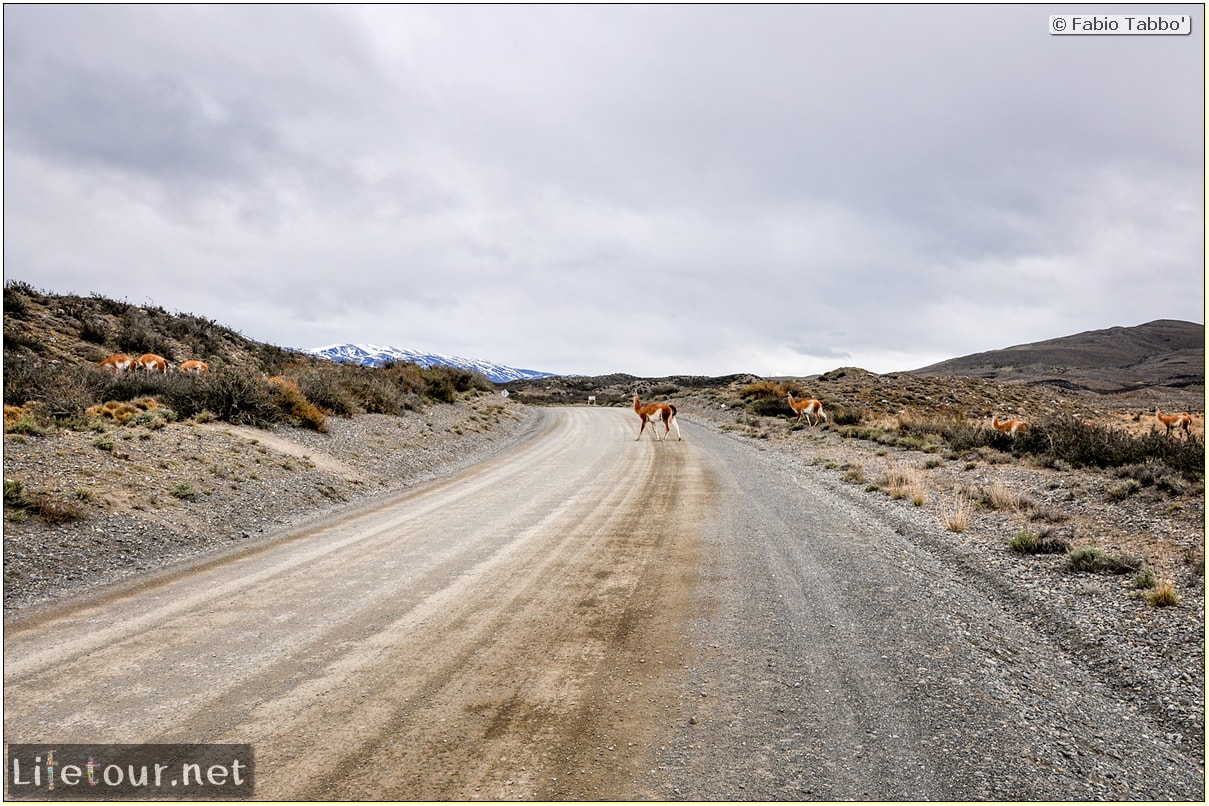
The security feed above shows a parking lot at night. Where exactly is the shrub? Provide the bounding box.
[4,478,30,508]
[1106,479,1142,501]
[268,376,329,432]
[4,404,51,436]
[1019,416,1204,477]
[171,482,200,501]
[3,282,35,317]
[185,369,279,427]
[4,358,111,420]
[78,318,110,344]
[115,311,174,357]
[296,366,359,417]
[827,405,864,426]
[34,496,87,525]
[888,412,1204,479]
[1066,545,1143,575]
[1133,565,1158,590]
[1009,528,1069,555]
[4,478,85,524]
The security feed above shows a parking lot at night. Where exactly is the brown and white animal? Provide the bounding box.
[1156,408,1193,438]
[991,415,1028,436]
[179,359,210,375]
[136,353,169,373]
[96,353,137,373]
[787,393,826,426]
[633,392,682,441]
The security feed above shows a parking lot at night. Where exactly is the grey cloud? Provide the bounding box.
[3,4,1202,377]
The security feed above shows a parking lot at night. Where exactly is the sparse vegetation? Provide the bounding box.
[3,478,86,524]
[2,284,496,434]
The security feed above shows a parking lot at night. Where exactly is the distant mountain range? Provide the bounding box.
[304,343,558,384]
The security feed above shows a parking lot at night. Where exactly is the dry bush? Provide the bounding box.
[268,376,329,433]
[85,397,164,424]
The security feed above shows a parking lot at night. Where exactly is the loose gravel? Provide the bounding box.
[673,398,1204,790]
[3,395,1203,795]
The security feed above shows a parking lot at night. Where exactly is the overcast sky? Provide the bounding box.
[4,4,1204,377]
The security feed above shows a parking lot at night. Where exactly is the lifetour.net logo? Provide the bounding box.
[6,744,254,800]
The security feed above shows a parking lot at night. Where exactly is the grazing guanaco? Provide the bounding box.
[633,392,682,442]
[786,393,826,426]
[136,353,169,373]
[96,353,137,373]
[1155,408,1193,438]
[991,415,1027,436]
[179,360,209,375]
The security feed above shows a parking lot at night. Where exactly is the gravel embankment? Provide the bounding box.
[3,397,539,615]
[675,399,1205,782]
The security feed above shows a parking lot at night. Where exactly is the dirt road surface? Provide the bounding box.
[4,407,1202,800]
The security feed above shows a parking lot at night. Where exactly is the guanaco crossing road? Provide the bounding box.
[3,407,1201,800]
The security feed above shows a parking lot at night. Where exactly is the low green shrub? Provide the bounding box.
[3,478,86,524]
[1066,545,1142,575]
[1009,528,1069,555]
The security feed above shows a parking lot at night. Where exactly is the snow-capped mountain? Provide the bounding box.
[304,343,558,384]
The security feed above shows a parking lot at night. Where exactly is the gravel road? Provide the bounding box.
[4,407,1204,800]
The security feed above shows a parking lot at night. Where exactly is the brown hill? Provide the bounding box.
[2,281,295,373]
[909,320,1204,394]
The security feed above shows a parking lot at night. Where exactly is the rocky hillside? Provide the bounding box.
[3,281,303,374]
[911,319,1204,393]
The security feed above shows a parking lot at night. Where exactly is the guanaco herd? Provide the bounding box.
[95,353,1200,444]
[95,353,209,375]
[630,391,1198,442]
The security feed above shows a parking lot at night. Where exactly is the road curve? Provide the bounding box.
[4,407,707,799]
[4,407,1202,801]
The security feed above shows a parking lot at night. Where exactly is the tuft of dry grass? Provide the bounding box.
[885,463,926,506]
[984,480,1026,511]
[1144,580,1180,607]
[940,494,972,532]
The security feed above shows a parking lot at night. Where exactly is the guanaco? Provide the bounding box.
[633,393,682,441]
[787,393,826,426]
[1156,408,1193,438]
[96,353,137,373]
[991,415,1027,436]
